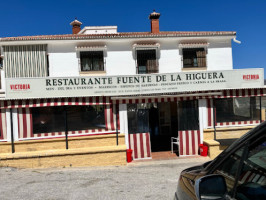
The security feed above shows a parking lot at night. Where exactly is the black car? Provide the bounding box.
[175,121,266,200]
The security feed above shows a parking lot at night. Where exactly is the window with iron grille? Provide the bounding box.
[137,49,158,74]
[80,51,104,71]
[182,48,206,68]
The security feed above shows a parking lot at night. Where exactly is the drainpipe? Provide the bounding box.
[233,38,241,44]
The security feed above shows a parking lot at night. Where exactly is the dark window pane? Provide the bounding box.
[32,105,106,134]
[178,100,199,130]
[67,105,105,131]
[137,49,158,74]
[0,57,2,68]
[127,104,138,133]
[80,51,104,71]
[183,48,206,68]
[215,97,260,123]
[137,109,149,133]
[127,104,151,133]
[32,106,65,134]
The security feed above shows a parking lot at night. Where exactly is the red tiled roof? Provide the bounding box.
[0,31,236,42]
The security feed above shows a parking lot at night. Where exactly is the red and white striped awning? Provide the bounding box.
[112,88,266,104]
[0,88,265,107]
[0,96,111,109]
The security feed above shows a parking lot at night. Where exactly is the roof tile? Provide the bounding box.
[0,31,236,42]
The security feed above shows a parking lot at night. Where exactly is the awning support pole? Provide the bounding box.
[116,105,119,146]
[260,96,262,123]
[10,109,15,153]
[212,100,217,140]
[64,107,69,150]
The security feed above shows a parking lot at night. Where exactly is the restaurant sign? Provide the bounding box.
[5,69,264,99]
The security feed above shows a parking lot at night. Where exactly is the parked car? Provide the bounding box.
[175,121,266,200]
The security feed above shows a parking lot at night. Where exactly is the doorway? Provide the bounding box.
[150,102,178,152]
[126,100,200,157]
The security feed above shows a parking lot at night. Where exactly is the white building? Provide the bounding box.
[0,11,265,168]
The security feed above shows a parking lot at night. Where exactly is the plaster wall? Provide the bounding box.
[46,38,233,76]
[207,42,233,71]
[159,49,181,73]
[48,43,79,77]
[106,49,136,75]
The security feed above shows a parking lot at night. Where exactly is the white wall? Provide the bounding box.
[46,38,233,77]
[106,44,136,75]
[207,42,233,71]
[48,43,79,77]
[159,49,181,73]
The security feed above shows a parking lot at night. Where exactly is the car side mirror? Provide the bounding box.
[195,174,228,200]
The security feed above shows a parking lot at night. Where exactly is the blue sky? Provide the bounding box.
[0,0,265,78]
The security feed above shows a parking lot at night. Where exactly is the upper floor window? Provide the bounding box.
[133,43,160,74]
[0,49,2,69]
[76,45,107,73]
[183,48,206,68]
[80,51,104,71]
[136,49,158,74]
[179,42,209,70]
[2,45,48,78]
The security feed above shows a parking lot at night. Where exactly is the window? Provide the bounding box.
[32,105,105,134]
[214,136,266,199]
[3,45,48,78]
[80,51,104,71]
[182,48,206,68]
[178,100,199,130]
[127,104,153,133]
[0,57,2,69]
[136,49,158,74]
[215,97,260,123]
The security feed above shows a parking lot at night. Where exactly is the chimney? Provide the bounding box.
[149,10,160,33]
[70,18,82,34]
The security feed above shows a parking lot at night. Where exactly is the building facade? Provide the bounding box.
[0,11,265,168]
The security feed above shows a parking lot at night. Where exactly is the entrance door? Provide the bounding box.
[150,102,178,152]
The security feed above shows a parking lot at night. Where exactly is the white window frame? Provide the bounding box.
[132,43,160,74]
[179,43,209,70]
[76,45,107,73]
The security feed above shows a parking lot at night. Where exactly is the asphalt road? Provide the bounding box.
[0,156,210,200]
